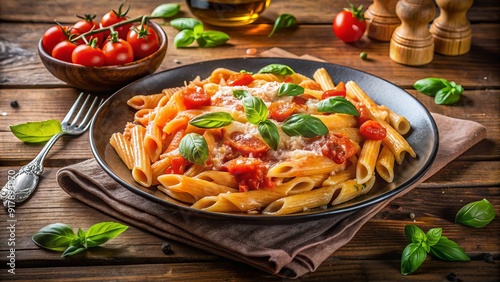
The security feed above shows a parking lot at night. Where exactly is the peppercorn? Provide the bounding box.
[10,100,19,108]
[161,242,173,254]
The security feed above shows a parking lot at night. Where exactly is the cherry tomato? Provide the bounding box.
[355,103,371,125]
[269,101,296,122]
[321,133,357,164]
[227,73,254,86]
[359,120,387,140]
[51,40,77,63]
[70,14,103,46]
[100,3,132,40]
[333,3,366,43]
[321,81,346,99]
[223,156,274,192]
[71,40,105,67]
[126,25,159,60]
[42,25,70,54]
[102,34,134,66]
[225,131,268,157]
[165,156,190,174]
[181,86,211,109]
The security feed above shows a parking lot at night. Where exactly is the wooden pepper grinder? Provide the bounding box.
[389,0,436,66]
[430,0,473,56]
[366,0,400,41]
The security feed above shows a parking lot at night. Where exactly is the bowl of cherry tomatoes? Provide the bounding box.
[38,14,167,92]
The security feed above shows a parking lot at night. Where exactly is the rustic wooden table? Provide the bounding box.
[1,0,499,281]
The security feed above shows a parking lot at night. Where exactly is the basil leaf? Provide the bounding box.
[258,120,280,150]
[429,236,470,261]
[189,112,234,128]
[413,78,448,96]
[277,83,304,97]
[193,23,204,37]
[455,198,496,228]
[170,18,203,31]
[32,223,77,252]
[434,85,463,105]
[257,64,295,76]
[84,222,129,248]
[425,228,442,247]
[179,133,209,166]
[174,29,195,47]
[404,224,425,244]
[62,238,86,257]
[198,30,230,47]
[10,119,62,143]
[269,13,297,37]
[317,97,359,116]
[233,89,252,100]
[151,3,180,18]
[401,243,427,275]
[243,96,268,124]
[282,114,329,138]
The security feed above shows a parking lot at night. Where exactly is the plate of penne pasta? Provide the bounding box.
[90,58,438,222]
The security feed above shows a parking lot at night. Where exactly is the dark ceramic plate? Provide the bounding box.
[90,58,438,223]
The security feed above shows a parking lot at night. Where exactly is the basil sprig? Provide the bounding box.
[32,222,128,257]
[413,77,464,105]
[277,83,304,97]
[455,198,496,228]
[268,13,297,37]
[317,96,359,116]
[10,119,62,143]
[179,133,209,166]
[257,64,295,76]
[401,225,469,275]
[282,114,329,138]
[189,112,234,129]
[171,18,229,48]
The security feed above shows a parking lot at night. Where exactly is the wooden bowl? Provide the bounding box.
[38,21,167,93]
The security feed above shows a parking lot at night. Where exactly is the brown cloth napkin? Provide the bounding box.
[56,113,486,278]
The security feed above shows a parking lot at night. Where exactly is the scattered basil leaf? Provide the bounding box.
[179,133,209,166]
[174,29,196,47]
[317,96,359,116]
[434,85,463,105]
[32,223,77,252]
[414,77,463,105]
[189,112,234,128]
[413,78,448,96]
[151,3,180,18]
[170,18,203,31]
[282,114,328,138]
[277,83,304,97]
[268,13,297,37]
[10,119,62,143]
[84,222,129,248]
[233,89,252,100]
[401,243,427,275]
[455,198,496,228]
[198,30,230,47]
[242,96,268,125]
[429,236,470,262]
[258,120,280,150]
[257,64,295,76]
[62,240,86,257]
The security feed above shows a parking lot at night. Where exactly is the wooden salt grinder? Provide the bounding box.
[430,0,473,56]
[366,0,400,41]
[389,0,436,66]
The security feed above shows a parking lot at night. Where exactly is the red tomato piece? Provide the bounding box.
[181,86,211,109]
[269,101,295,122]
[102,36,134,66]
[224,157,274,192]
[126,25,159,60]
[71,42,105,67]
[355,103,371,125]
[42,25,70,54]
[100,4,132,40]
[360,120,387,140]
[165,156,190,174]
[320,133,357,164]
[227,73,254,86]
[51,40,77,63]
[225,131,268,157]
[321,81,346,99]
[333,3,366,43]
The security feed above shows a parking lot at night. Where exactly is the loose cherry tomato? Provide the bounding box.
[320,133,357,164]
[225,131,268,157]
[100,3,132,40]
[71,39,105,66]
[181,86,211,109]
[70,14,103,46]
[269,101,296,122]
[321,81,346,99]
[51,40,77,63]
[223,156,274,192]
[333,3,366,43]
[227,73,254,86]
[42,25,70,54]
[359,120,387,140]
[126,24,159,60]
[102,32,134,66]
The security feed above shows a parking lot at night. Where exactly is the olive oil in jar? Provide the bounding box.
[186,0,272,26]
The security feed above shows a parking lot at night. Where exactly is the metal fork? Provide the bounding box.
[0,93,104,207]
